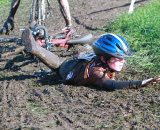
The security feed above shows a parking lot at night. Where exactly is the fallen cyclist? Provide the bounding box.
[21,28,160,91]
[0,0,72,35]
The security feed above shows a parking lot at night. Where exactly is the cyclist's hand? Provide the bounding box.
[0,17,14,35]
[142,76,160,86]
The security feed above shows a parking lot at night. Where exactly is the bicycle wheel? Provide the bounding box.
[29,0,37,25]
[29,0,47,26]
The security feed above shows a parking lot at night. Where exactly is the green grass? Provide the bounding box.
[0,0,10,20]
[104,0,160,77]
[0,0,10,6]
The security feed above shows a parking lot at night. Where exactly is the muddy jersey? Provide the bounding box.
[60,55,142,90]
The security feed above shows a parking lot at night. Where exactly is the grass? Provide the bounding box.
[104,0,160,77]
[0,0,10,22]
[0,0,10,6]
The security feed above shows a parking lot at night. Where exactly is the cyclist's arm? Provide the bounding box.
[95,79,142,91]
[89,69,142,91]
[90,71,159,91]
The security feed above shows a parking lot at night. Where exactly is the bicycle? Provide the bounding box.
[0,0,93,58]
[0,31,93,58]
[0,0,93,74]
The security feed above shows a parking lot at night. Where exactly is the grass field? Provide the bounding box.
[105,0,160,77]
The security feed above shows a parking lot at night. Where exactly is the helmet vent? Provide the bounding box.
[116,43,122,50]
[103,41,111,46]
[106,36,112,42]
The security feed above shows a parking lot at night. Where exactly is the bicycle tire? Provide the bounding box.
[29,0,46,25]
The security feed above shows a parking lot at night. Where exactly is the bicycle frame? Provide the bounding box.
[0,24,93,47]
[0,0,93,57]
[0,30,93,59]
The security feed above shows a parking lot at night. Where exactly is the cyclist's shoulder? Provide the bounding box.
[76,51,96,61]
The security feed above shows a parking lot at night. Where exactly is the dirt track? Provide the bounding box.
[1,0,160,130]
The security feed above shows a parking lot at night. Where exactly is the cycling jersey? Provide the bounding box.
[59,55,142,91]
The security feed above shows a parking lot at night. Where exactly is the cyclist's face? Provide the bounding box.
[107,57,125,71]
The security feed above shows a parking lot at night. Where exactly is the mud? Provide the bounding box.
[0,0,160,130]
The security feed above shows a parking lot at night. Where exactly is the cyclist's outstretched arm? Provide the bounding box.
[0,0,21,35]
[58,0,72,29]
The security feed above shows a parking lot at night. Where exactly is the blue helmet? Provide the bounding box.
[92,33,131,59]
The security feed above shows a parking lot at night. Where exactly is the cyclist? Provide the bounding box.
[21,28,160,91]
[0,0,72,35]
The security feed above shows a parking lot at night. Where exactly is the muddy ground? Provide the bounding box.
[0,0,160,130]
